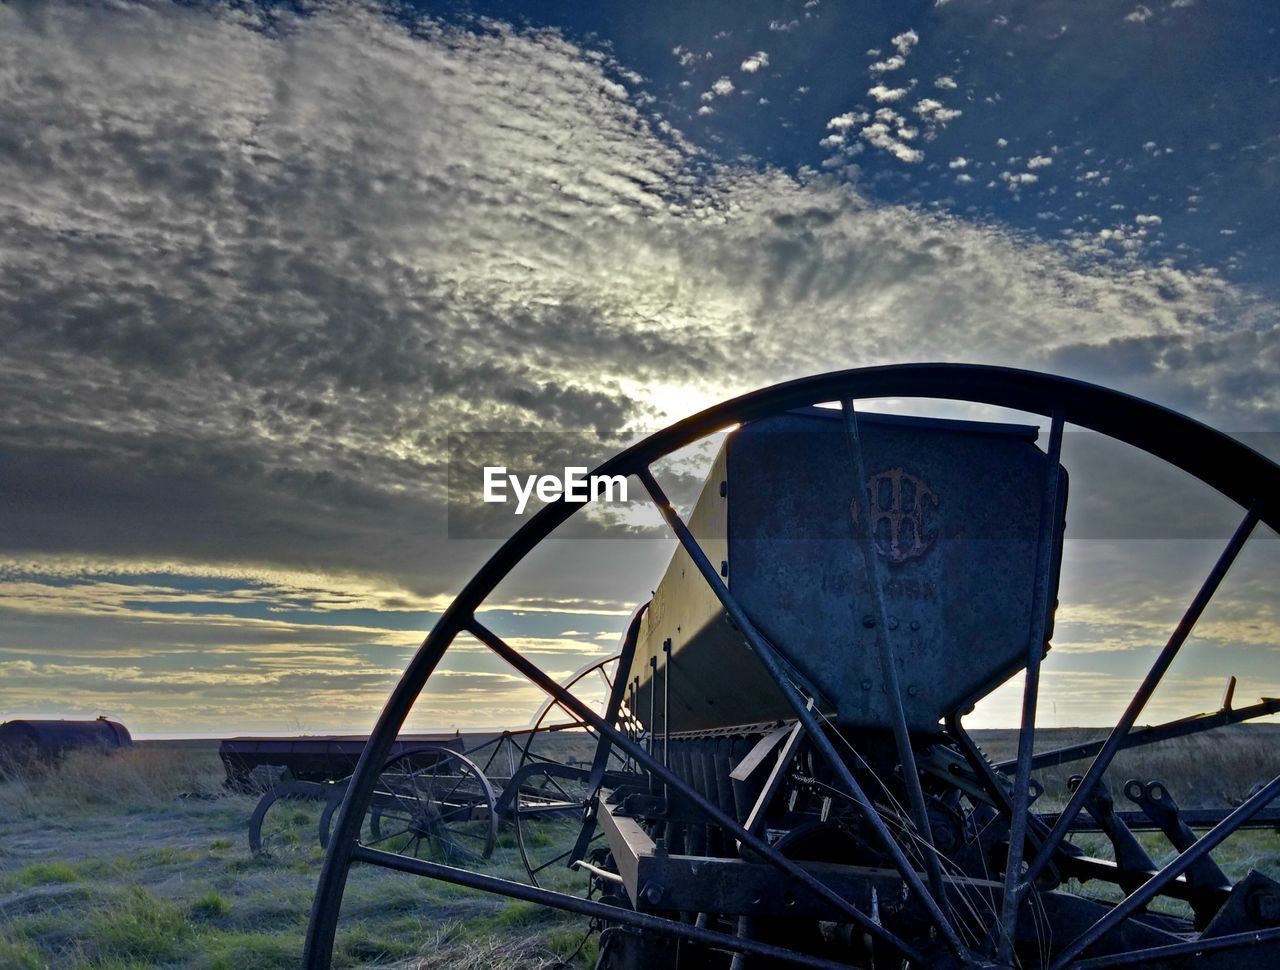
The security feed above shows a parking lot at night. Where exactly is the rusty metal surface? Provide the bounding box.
[595,790,1184,957]
[219,732,464,787]
[633,443,795,733]
[632,407,1065,733]
[0,716,132,764]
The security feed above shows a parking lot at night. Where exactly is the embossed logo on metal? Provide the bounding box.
[852,467,939,563]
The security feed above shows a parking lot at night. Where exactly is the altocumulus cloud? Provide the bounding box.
[1,0,1277,605]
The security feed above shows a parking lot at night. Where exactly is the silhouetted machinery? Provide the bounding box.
[306,366,1280,969]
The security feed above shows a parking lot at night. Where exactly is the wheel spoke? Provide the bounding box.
[366,826,413,847]
[542,775,575,803]
[519,803,577,816]
[532,848,575,874]
[1023,500,1263,891]
[996,409,1066,963]
[439,767,472,806]
[373,811,416,827]
[840,399,945,902]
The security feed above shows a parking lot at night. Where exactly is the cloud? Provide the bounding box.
[1000,170,1040,189]
[868,84,908,103]
[827,111,867,130]
[1027,155,1053,169]
[1,2,1278,734]
[869,29,919,75]
[1125,5,1154,23]
[914,98,963,125]
[1,6,1268,597]
[869,55,906,74]
[949,157,969,169]
[672,45,710,68]
[740,51,769,73]
[891,30,919,57]
[860,124,924,162]
[934,76,958,90]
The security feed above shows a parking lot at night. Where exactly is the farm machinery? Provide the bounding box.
[301,365,1280,968]
[231,692,633,872]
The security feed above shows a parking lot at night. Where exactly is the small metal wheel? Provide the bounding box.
[248,780,333,858]
[362,746,498,863]
[512,653,639,887]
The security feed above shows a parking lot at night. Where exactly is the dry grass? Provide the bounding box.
[400,922,587,970]
[0,745,225,821]
[970,723,1280,810]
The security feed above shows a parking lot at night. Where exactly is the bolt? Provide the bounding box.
[861,679,873,691]
[862,615,876,628]
[887,616,899,630]
[907,685,919,697]
[909,619,920,631]
[641,883,665,906]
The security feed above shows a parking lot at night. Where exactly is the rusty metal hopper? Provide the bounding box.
[632,406,1066,734]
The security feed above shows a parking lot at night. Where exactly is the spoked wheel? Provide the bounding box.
[357,746,498,864]
[249,781,334,858]
[305,364,1280,970]
[511,654,639,887]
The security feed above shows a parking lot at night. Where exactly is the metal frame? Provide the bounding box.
[304,364,1278,969]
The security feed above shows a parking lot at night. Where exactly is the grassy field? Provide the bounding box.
[0,745,594,970]
[969,723,1280,811]
[0,727,1277,968]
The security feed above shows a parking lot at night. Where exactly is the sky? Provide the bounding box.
[0,0,1277,736]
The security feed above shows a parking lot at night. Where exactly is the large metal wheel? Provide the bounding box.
[305,364,1280,969]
